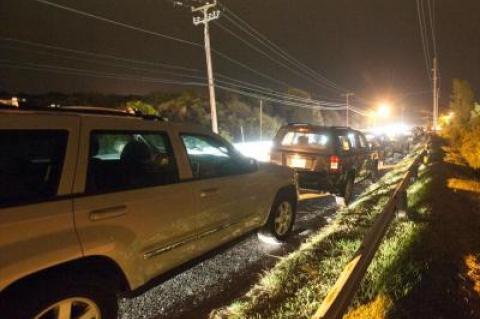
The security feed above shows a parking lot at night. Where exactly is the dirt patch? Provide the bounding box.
[344,294,391,319]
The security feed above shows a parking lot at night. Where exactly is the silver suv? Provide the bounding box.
[0,107,297,319]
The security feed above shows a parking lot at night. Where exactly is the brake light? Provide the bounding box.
[330,155,341,171]
[270,151,282,165]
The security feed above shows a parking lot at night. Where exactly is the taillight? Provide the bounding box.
[270,151,282,165]
[330,155,341,171]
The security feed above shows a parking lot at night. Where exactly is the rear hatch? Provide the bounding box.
[270,126,333,171]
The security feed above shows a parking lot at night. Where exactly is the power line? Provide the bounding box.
[219,4,346,92]
[415,0,440,128]
[32,0,201,47]
[165,0,351,96]
[0,60,348,111]
[416,0,433,80]
[1,37,345,107]
[26,0,370,117]
[33,0,361,111]
[30,0,302,93]
[0,36,201,72]
[349,106,369,117]
[426,0,438,57]
[0,43,208,81]
[217,85,347,111]
[215,21,342,94]
[0,60,206,86]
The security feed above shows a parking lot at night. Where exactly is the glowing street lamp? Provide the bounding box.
[377,103,391,119]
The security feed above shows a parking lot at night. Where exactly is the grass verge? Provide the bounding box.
[343,161,432,318]
[344,137,480,319]
[210,148,424,319]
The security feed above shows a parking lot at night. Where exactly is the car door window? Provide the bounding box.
[0,130,68,206]
[347,132,357,150]
[337,135,351,152]
[358,133,368,149]
[86,131,178,194]
[181,134,253,179]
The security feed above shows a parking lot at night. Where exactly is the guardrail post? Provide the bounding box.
[395,190,408,218]
[409,163,419,183]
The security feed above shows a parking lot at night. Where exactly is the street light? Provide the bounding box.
[377,103,391,118]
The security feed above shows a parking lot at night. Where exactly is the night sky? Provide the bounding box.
[1,0,479,118]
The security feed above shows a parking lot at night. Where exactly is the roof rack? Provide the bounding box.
[286,122,312,126]
[0,104,167,121]
[330,125,350,129]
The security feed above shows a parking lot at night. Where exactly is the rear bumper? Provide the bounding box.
[296,170,342,194]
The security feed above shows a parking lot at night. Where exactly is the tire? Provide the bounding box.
[2,273,118,319]
[261,193,297,241]
[341,174,355,205]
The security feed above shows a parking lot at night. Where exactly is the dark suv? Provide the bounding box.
[270,124,378,204]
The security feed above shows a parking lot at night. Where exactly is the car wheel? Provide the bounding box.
[3,274,118,319]
[261,196,296,241]
[342,175,355,205]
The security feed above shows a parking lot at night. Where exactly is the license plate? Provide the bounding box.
[290,157,306,168]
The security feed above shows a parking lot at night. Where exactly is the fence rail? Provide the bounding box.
[312,148,427,319]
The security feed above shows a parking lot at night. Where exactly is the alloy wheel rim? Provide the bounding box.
[274,201,293,236]
[33,297,101,319]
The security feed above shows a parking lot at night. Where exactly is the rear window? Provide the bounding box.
[0,130,68,207]
[277,130,331,150]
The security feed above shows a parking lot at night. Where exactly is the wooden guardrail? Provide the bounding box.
[312,148,427,319]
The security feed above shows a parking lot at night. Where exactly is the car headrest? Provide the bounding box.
[120,140,152,163]
[297,135,309,145]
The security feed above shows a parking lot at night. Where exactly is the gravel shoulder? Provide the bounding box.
[119,195,339,319]
[119,158,400,319]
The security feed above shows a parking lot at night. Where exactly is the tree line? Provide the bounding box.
[4,89,351,142]
[441,79,480,169]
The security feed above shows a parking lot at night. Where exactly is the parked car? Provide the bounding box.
[270,124,378,204]
[365,132,387,166]
[387,134,410,155]
[0,106,298,319]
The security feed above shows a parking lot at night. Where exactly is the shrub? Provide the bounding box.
[459,120,480,169]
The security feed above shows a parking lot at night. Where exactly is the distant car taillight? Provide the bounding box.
[330,155,341,172]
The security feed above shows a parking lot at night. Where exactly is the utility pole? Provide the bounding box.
[342,93,354,127]
[192,1,221,133]
[259,99,263,141]
[432,57,439,130]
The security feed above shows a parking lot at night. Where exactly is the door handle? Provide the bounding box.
[89,205,127,221]
[200,187,219,198]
